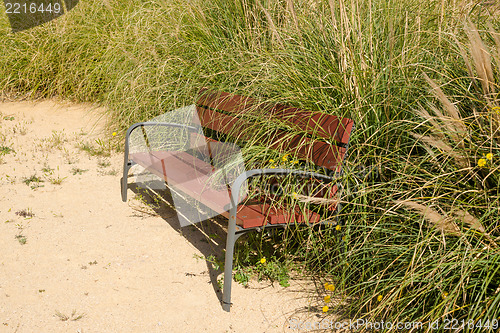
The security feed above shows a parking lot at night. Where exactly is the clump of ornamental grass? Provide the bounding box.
[327,21,500,331]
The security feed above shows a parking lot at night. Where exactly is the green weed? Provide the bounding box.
[71,167,88,175]
[0,146,14,155]
[15,235,26,245]
[22,174,43,189]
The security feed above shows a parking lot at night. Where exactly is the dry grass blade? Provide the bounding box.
[427,104,466,148]
[409,132,468,167]
[452,34,474,79]
[465,20,495,95]
[396,200,461,236]
[414,107,445,139]
[296,194,342,205]
[453,209,498,248]
[328,0,338,31]
[260,5,284,48]
[453,209,485,233]
[487,22,500,72]
[423,73,467,134]
[285,0,300,34]
[424,73,466,132]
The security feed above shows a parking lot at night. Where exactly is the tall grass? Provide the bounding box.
[1,0,500,330]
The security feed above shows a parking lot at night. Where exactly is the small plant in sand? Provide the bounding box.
[97,159,111,168]
[15,234,27,245]
[12,122,28,135]
[48,175,66,185]
[63,148,78,164]
[79,139,111,157]
[42,165,66,185]
[41,165,54,174]
[15,208,34,218]
[71,167,88,175]
[22,174,43,189]
[54,310,85,322]
[0,145,14,156]
[49,131,67,149]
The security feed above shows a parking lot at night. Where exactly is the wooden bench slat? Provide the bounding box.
[268,129,347,172]
[247,204,321,224]
[197,88,354,145]
[196,105,256,141]
[131,151,229,213]
[197,106,347,171]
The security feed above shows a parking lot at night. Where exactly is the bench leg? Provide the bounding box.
[222,213,246,312]
[121,161,131,202]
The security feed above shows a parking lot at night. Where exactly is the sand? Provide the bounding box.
[0,100,327,333]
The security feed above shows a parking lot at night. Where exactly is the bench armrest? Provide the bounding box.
[121,122,199,202]
[124,121,198,152]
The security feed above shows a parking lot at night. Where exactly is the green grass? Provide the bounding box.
[0,145,14,155]
[1,0,499,330]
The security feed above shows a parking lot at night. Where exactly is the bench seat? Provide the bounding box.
[130,150,321,229]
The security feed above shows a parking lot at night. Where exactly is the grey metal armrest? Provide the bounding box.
[121,122,199,202]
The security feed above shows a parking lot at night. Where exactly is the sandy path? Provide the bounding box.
[0,100,322,333]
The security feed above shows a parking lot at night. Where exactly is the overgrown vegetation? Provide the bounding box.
[1,0,499,330]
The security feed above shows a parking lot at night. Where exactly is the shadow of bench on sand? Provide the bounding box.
[127,183,237,307]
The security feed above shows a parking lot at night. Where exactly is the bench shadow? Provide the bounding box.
[127,183,239,308]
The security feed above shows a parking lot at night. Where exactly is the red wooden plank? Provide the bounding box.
[235,205,267,228]
[196,106,255,141]
[197,108,347,171]
[131,151,230,213]
[197,88,354,145]
[268,130,347,172]
[247,204,321,225]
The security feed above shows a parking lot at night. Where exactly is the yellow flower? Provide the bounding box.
[478,159,487,167]
[326,284,335,292]
[322,305,329,313]
[335,225,341,231]
[260,257,266,264]
[324,295,331,303]
[292,192,298,199]
[269,159,275,163]
[282,154,288,162]
[324,282,329,289]
[492,106,500,114]
[377,295,383,302]
[270,165,276,169]
[442,291,448,298]
[342,236,346,241]
[486,153,493,161]
[112,132,117,137]
[293,160,299,164]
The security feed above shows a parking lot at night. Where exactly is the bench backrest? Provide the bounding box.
[195,88,354,174]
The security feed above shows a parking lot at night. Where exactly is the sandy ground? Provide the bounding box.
[0,100,329,333]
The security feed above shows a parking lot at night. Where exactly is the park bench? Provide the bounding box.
[121,88,354,312]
